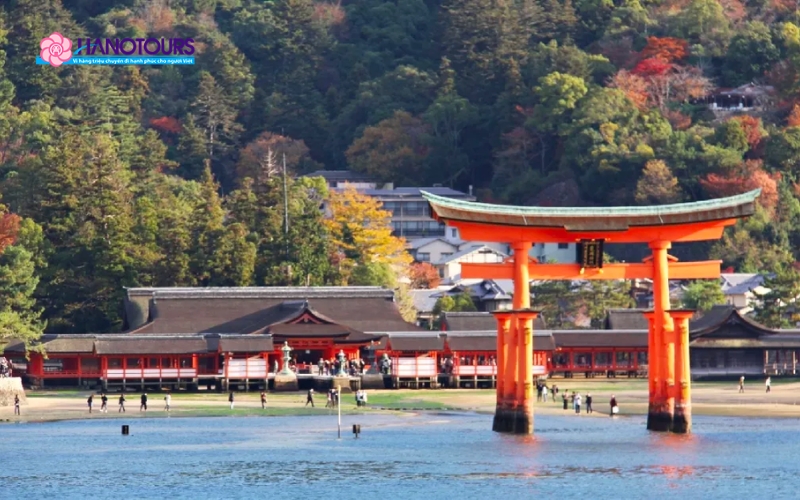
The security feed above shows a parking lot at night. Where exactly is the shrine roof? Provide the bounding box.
[422,189,760,231]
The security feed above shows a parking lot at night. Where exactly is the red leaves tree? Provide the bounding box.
[700,160,779,214]
[640,37,689,64]
[0,213,20,253]
[409,262,441,289]
[787,104,800,127]
[632,58,673,77]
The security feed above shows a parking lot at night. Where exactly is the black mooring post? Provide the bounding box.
[352,424,361,438]
[122,425,129,435]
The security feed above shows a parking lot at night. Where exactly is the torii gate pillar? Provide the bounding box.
[492,242,539,434]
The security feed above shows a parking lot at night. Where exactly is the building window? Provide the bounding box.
[558,243,569,249]
[441,252,452,259]
[450,228,458,239]
[417,252,430,262]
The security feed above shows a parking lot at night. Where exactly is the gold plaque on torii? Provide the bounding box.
[580,239,604,269]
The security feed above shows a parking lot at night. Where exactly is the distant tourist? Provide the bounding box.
[766,377,771,393]
[739,375,745,393]
[536,383,543,402]
[228,392,235,410]
[87,394,94,413]
[562,392,568,410]
[305,388,315,407]
[164,393,171,412]
[260,391,267,409]
[542,385,549,403]
[585,393,593,414]
[100,393,108,413]
[361,390,367,406]
[14,394,20,415]
[610,395,618,417]
[326,389,333,408]
[318,358,324,376]
[574,393,582,414]
[140,393,148,411]
[118,394,126,413]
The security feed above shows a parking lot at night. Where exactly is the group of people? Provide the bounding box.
[316,357,366,377]
[0,357,12,378]
[84,392,168,413]
[536,381,558,402]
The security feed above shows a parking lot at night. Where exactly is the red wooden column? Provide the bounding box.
[647,240,674,432]
[491,311,512,432]
[515,309,539,435]
[669,309,694,434]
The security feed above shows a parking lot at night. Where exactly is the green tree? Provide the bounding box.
[681,280,726,313]
[753,268,800,329]
[722,22,780,87]
[580,281,635,328]
[532,280,580,328]
[432,292,476,328]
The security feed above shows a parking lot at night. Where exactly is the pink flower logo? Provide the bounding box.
[40,32,72,67]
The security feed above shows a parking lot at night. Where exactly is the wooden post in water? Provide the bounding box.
[647,241,674,432]
[669,310,694,434]
[491,312,512,433]
[337,385,341,439]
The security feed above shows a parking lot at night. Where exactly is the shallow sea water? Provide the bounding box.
[1,411,797,499]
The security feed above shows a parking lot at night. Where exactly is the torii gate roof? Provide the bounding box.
[422,189,760,243]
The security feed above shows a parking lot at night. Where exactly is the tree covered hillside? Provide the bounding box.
[1,0,800,333]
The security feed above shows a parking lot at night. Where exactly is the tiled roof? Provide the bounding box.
[125,287,418,335]
[446,331,555,351]
[8,335,96,354]
[94,337,209,355]
[604,309,649,330]
[386,332,446,351]
[690,305,775,336]
[442,311,546,331]
[411,289,440,313]
[551,330,648,348]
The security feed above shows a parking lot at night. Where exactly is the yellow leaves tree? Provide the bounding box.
[325,184,412,282]
[635,159,681,205]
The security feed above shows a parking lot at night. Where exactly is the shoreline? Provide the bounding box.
[4,380,800,424]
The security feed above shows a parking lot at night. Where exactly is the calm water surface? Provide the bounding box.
[1,412,795,499]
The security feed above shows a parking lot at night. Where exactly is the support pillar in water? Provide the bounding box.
[669,310,694,434]
[491,312,512,433]
[646,240,674,432]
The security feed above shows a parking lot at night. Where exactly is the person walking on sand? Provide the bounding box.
[574,393,582,414]
[610,395,618,417]
[14,394,20,415]
[164,393,171,412]
[118,394,126,413]
[542,385,549,403]
[100,393,108,413]
[739,375,745,393]
[140,393,148,412]
[87,394,94,413]
[305,388,315,407]
[261,391,267,409]
[766,376,771,393]
[562,392,568,410]
[228,392,235,410]
[586,393,593,414]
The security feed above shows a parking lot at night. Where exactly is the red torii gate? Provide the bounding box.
[422,189,760,434]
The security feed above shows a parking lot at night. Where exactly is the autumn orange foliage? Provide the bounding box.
[787,104,800,127]
[150,116,182,134]
[609,70,648,110]
[640,37,688,64]
[0,213,20,253]
[409,262,441,289]
[700,160,779,214]
[664,109,692,130]
[732,115,765,150]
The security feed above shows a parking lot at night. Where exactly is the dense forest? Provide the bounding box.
[1,0,800,336]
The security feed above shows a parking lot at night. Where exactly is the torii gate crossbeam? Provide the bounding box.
[422,189,761,435]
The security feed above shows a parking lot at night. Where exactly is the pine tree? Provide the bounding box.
[753,268,800,329]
